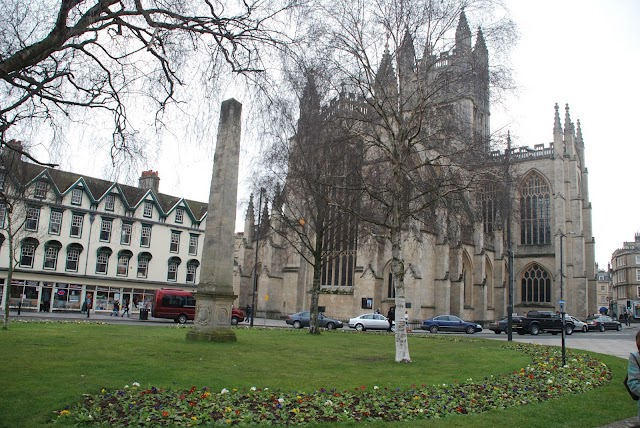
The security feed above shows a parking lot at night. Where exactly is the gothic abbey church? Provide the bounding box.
[233,11,596,324]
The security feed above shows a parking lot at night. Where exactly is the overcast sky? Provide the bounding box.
[47,0,638,270]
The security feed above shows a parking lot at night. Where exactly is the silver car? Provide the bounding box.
[348,313,394,331]
[567,315,588,333]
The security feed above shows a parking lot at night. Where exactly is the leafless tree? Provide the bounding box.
[294,0,517,362]
[258,68,362,334]
[0,142,46,329]
[0,0,303,167]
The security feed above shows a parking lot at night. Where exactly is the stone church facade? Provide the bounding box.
[233,12,597,324]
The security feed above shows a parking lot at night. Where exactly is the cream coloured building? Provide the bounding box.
[0,150,209,316]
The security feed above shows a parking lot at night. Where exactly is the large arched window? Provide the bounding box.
[117,250,133,276]
[20,237,40,268]
[43,240,62,270]
[186,259,200,284]
[95,247,113,274]
[167,256,181,282]
[65,243,84,272]
[520,172,551,245]
[521,263,552,303]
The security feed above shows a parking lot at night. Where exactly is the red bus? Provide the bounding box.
[152,288,244,324]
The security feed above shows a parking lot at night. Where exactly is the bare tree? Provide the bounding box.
[258,69,361,334]
[294,0,517,362]
[0,142,46,329]
[0,0,302,166]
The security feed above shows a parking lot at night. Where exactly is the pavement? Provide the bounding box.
[6,310,640,427]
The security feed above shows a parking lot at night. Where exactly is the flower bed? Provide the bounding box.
[54,343,611,426]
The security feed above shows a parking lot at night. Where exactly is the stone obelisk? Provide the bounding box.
[187,98,242,342]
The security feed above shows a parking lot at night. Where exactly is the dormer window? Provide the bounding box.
[34,181,47,199]
[175,208,184,224]
[71,188,83,205]
[143,201,153,218]
[105,194,115,211]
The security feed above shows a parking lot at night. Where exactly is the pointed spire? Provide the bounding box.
[259,197,271,237]
[244,193,255,242]
[245,193,255,220]
[455,8,472,54]
[474,27,487,56]
[272,182,283,213]
[553,103,562,135]
[398,28,416,74]
[564,103,574,137]
[374,39,397,97]
[576,119,583,145]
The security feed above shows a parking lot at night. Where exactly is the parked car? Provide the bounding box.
[567,315,588,333]
[285,311,343,330]
[517,310,573,336]
[421,315,482,334]
[348,313,393,331]
[584,315,622,332]
[488,315,524,334]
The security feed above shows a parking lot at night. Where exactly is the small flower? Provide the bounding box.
[162,411,169,417]
[221,388,229,394]
[373,385,379,390]
[250,386,257,391]
[132,382,140,387]
[58,409,70,416]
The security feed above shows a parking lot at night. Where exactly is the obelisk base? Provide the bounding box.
[186,289,237,343]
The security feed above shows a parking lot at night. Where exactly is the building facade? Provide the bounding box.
[0,151,209,317]
[611,234,640,320]
[233,12,597,324]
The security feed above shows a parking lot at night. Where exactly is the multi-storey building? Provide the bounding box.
[0,146,209,316]
[233,11,597,323]
[611,234,640,320]
[596,268,613,316]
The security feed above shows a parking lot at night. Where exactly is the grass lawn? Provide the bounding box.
[0,321,636,427]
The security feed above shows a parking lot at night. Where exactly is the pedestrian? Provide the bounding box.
[121,300,130,318]
[85,295,92,318]
[627,310,632,326]
[387,306,395,332]
[375,308,381,314]
[111,300,120,316]
[626,330,640,420]
[245,304,252,322]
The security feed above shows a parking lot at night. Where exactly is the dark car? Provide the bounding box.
[421,315,482,334]
[286,311,343,330]
[584,315,622,332]
[488,316,524,334]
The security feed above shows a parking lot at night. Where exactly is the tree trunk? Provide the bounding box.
[391,212,411,362]
[309,226,325,335]
[2,216,14,330]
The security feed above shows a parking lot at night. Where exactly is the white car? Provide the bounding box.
[567,315,588,333]
[348,313,394,331]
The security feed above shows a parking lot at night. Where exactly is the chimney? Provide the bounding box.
[138,170,160,193]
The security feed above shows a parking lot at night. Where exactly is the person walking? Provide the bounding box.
[111,300,120,317]
[387,306,395,332]
[85,295,92,319]
[626,330,640,420]
[121,300,130,318]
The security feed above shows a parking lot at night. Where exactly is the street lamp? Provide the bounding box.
[558,231,574,366]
